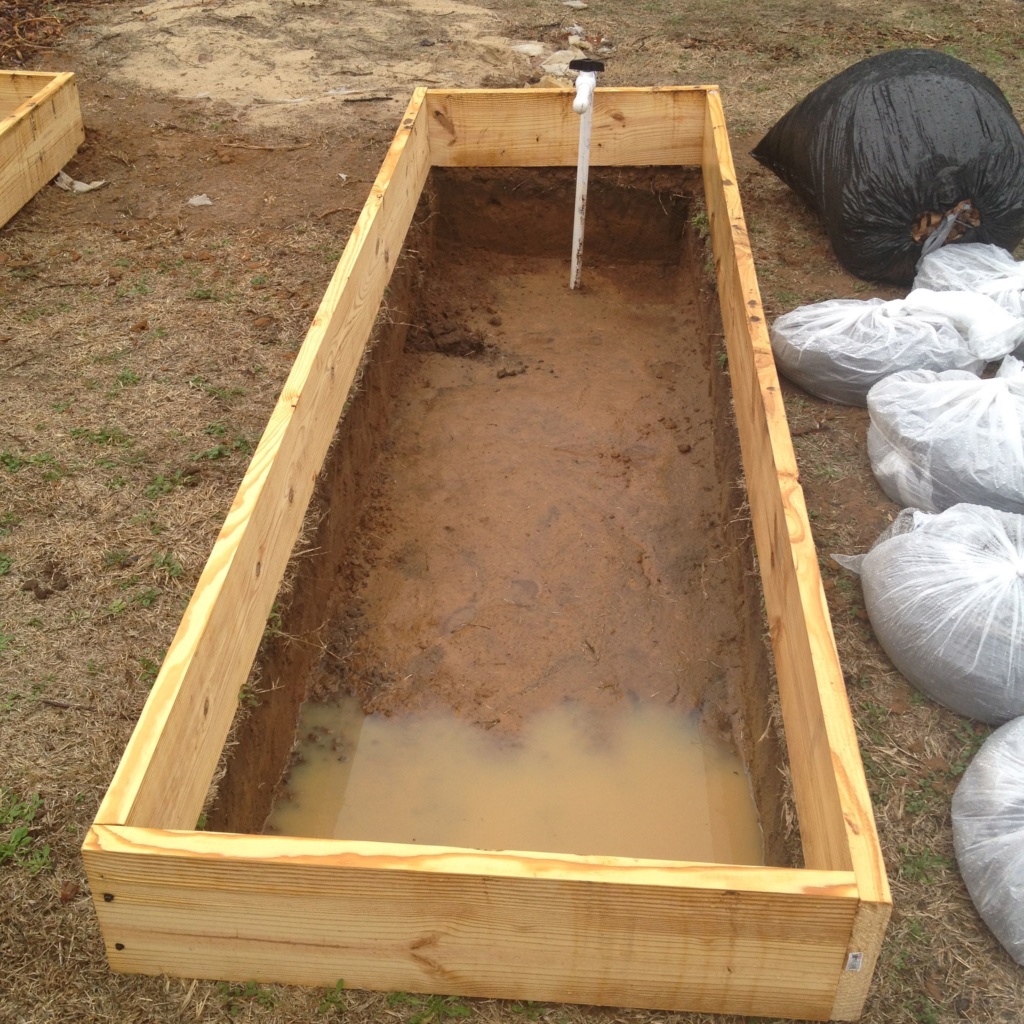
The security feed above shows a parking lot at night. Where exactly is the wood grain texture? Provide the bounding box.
[830,899,892,1020]
[85,825,858,1020]
[93,89,432,831]
[0,72,84,228]
[426,87,706,167]
[0,70,66,112]
[702,88,889,1017]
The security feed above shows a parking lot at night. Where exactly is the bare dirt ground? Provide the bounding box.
[3,1,1024,1022]
[336,251,744,729]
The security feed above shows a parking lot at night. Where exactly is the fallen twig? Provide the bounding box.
[2,355,34,372]
[39,698,98,712]
[790,421,831,437]
[36,280,103,289]
[0,2,100,65]
[222,141,313,152]
[318,205,362,219]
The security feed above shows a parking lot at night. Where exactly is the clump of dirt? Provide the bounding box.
[407,313,495,359]
[19,558,71,602]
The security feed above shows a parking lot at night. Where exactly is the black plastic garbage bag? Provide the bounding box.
[752,49,1024,285]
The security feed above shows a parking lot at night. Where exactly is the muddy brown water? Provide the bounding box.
[212,170,788,867]
[266,699,763,863]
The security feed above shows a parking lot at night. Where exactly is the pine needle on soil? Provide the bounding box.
[0,2,107,67]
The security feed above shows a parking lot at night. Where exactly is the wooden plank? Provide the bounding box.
[701,88,889,1017]
[0,72,84,228]
[426,87,706,167]
[0,70,62,113]
[830,899,892,1020]
[92,89,433,831]
[84,825,859,1020]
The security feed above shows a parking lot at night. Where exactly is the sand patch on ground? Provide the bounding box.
[82,0,532,128]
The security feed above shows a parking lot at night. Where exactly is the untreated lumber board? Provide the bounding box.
[426,87,705,167]
[0,72,84,228]
[84,825,858,1020]
[0,70,62,112]
[701,88,890,1019]
[830,898,892,1020]
[93,89,433,831]
[701,88,852,877]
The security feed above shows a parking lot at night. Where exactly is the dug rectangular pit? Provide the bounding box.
[254,166,771,868]
[84,87,889,1022]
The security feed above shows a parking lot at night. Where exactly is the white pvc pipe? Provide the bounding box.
[573,71,597,115]
[570,71,597,290]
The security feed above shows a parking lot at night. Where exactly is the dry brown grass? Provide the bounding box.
[4,1,1024,1022]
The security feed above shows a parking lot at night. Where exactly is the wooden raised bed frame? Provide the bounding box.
[83,87,890,1022]
[1,71,84,228]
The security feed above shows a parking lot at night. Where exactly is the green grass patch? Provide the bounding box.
[386,993,473,1024]
[130,511,165,536]
[132,588,161,608]
[951,721,990,777]
[1,450,61,474]
[138,655,162,688]
[70,425,133,447]
[102,548,135,570]
[317,980,346,1015]
[898,845,950,884]
[216,980,277,1015]
[151,551,183,579]
[0,788,51,875]
[189,376,247,402]
[193,431,253,461]
[143,470,197,499]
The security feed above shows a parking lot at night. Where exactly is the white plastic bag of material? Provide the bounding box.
[834,504,1024,724]
[867,356,1024,513]
[952,716,1024,965]
[903,289,1024,357]
[769,289,1022,406]
[915,243,1024,325]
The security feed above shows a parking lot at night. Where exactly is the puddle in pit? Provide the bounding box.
[265,698,764,864]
